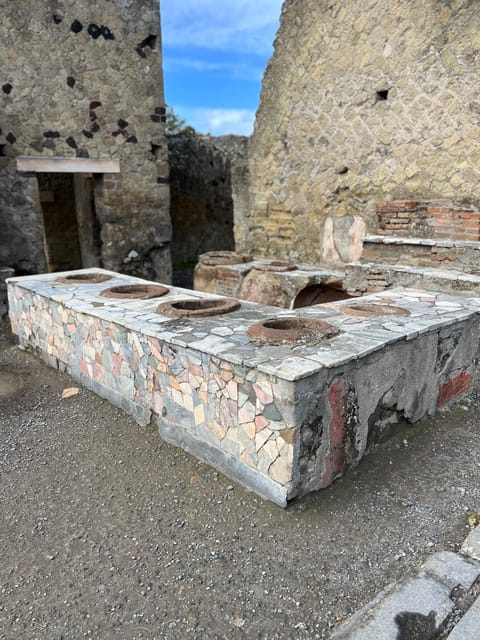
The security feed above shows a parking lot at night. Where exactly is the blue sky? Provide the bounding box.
[160,0,283,136]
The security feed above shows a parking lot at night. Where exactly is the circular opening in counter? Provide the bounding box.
[248,317,340,344]
[254,261,297,272]
[340,302,411,317]
[56,272,113,285]
[199,251,252,266]
[100,284,169,299]
[156,298,241,318]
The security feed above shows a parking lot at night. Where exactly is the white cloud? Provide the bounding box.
[161,0,283,53]
[178,107,256,136]
[163,55,264,81]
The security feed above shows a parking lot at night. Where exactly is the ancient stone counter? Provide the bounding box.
[8,269,480,505]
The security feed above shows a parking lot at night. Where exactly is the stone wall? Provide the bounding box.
[0,0,171,281]
[0,267,14,320]
[248,0,480,264]
[168,134,248,265]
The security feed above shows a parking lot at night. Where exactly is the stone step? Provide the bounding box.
[362,235,480,274]
[344,261,480,297]
[446,595,480,639]
[329,551,480,639]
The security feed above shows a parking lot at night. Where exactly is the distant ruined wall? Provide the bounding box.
[168,135,248,264]
[248,0,480,264]
[208,135,250,255]
[0,0,171,280]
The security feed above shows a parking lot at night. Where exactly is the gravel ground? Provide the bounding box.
[1,320,479,640]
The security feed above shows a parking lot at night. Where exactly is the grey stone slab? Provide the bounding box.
[327,334,383,359]
[76,372,151,426]
[300,348,360,369]
[257,356,323,380]
[329,575,452,640]
[17,155,120,173]
[446,595,480,639]
[461,526,480,562]
[421,551,480,590]
[350,327,404,345]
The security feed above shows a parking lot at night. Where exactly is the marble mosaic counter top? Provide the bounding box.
[8,268,480,380]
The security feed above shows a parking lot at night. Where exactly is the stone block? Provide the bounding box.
[461,526,480,562]
[421,551,480,591]
[445,596,480,639]
[331,551,480,639]
[330,576,452,640]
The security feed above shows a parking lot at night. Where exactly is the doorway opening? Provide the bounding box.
[37,172,102,272]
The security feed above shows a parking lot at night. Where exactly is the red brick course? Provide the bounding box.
[375,200,480,241]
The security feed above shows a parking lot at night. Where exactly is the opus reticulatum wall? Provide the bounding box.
[1,0,170,279]
[8,269,480,506]
[248,0,480,265]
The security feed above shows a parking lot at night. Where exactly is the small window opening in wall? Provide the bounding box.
[150,143,161,158]
[376,89,389,102]
[135,34,157,58]
[140,34,157,50]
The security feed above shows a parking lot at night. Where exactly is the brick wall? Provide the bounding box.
[376,200,480,241]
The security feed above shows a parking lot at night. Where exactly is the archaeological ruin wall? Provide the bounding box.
[168,135,249,267]
[248,0,480,265]
[0,0,171,281]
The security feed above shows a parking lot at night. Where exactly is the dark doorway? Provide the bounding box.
[37,173,101,272]
[73,174,102,268]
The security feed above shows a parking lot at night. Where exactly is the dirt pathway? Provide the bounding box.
[1,322,479,639]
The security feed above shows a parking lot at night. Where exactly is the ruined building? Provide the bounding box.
[0,0,171,281]
[247,0,480,264]
[6,0,480,507]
